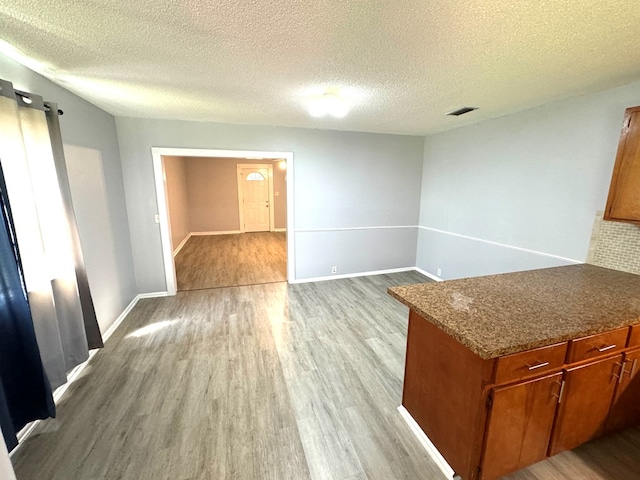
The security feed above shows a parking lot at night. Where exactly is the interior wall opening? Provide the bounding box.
[152,148,294,295]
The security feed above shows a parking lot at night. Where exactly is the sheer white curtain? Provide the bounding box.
[0,78,102,390]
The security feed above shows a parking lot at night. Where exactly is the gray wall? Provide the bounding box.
[185,157,287,232]
[417,80,640,280]
[163,156,190,252]
[115,118,424,292]
[0,53,137,333]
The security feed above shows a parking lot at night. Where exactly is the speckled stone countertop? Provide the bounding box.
[388,264,640,360]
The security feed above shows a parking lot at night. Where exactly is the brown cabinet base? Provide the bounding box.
[481,372,562,479]
[403,310,493,480]
[607,348,640,433]
[548,354,622,456]
[403,310,640,480]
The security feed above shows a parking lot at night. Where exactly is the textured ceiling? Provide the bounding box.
[2,0,640,135]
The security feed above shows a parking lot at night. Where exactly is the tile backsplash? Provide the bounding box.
[587,212,640,275]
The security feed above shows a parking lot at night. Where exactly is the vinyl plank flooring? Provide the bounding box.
[12,270,640,480]
[175,232,286,291]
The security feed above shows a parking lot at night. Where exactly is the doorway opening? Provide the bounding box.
[152,148,294,295]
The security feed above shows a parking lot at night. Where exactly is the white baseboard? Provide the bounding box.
[414,267,443,282]
[172,233,192,257]
[291,266,446,284]
[13,290,169,455]
[101,291,166,341]
[290,267,416,284]
[102,296,139,342]
[190,230,242,236]
[137,291,169,299]
[397,406,456,479]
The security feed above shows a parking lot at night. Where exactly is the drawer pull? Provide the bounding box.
[527,361,550,371]
[597,344,617,352]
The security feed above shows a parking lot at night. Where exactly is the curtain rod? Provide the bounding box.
[44,102,64,116]
[0,79,63,115]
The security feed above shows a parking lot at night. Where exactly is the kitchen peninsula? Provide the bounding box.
[389,264,640,480]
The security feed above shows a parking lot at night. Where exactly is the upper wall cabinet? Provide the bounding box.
[605,106,640,224]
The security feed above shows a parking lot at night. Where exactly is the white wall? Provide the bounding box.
[417,80,640,280]
[0,53,137,333]
[115,118,424,292]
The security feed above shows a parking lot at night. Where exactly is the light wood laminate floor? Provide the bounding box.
[175,232,286,291]
[11,272,640,480]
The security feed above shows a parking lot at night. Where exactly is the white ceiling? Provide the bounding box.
[2,0,640,136]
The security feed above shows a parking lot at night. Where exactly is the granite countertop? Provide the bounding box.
[388,264,640,359]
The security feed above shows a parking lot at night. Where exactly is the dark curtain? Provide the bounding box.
[0,159,55,451]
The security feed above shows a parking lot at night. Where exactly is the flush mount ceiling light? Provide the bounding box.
[308,93,350,118]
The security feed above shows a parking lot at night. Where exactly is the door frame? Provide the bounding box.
[151,147,295,295]
[236,163,275,233]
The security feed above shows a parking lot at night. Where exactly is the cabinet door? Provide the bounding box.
[607,349,640,433]
[548,354,622,456]
[605,106,640,223]
[481,372,563,480]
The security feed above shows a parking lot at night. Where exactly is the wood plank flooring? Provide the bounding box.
[175,232,286,291]
[11,271,640,479]
[11,272,440,480]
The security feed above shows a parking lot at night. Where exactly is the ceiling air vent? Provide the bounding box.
[446,107,478,116]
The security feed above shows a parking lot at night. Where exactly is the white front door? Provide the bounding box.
[240,167,271,232]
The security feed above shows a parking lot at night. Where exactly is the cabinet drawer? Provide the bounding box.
[566,327,629,364]
[628,324,640,348]
[494,342,567,384]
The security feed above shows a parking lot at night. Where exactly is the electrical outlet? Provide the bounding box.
[437,268,442,276]
[331,266,337,274]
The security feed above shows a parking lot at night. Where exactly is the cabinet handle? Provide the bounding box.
[618,361,628,384]
[552,379,566,403]
[597,344,617,352]
[526,361,550,370]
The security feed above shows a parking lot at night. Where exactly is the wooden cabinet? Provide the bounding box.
[548,354,622,456]
[402,313,640,480]
[605,106,640,224]
[628,325,640,348]
[565,328,627,363]
[493,342,567,384]
[607,348,640,433]
[402,310,493,480]
[481,372,562,479]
